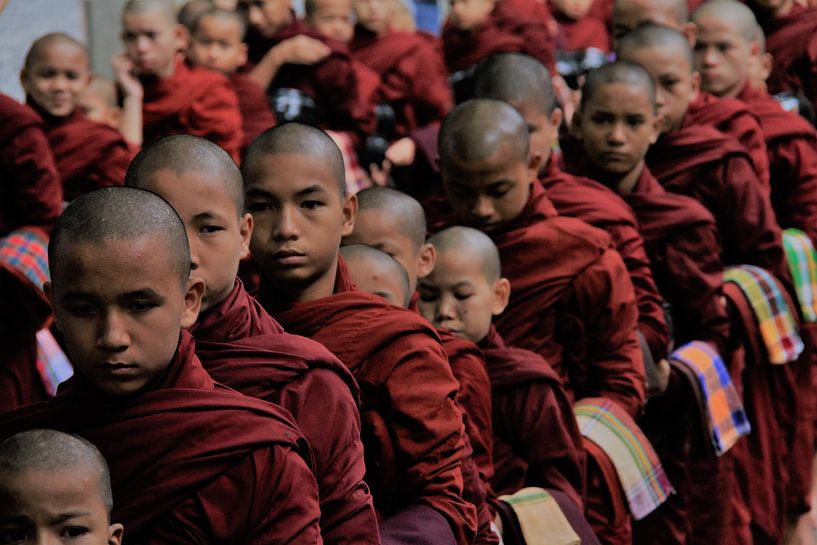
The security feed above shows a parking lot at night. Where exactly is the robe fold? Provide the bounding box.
[350,27,452,136]
[0,94,62,236]
[229,72,277,151]
[260,258,477,545]
[141,59,244,163]
[0,331,323,544]
[554,12,611,52]
[442,0,555,74]
[191,280,379,545]
[479,326,585,509]
[489,182,645,417]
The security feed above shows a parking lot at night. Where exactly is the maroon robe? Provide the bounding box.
[489,181,645,417]
[191,280,379,545]
[554,12,611,52]
[0,94,62,236]
[229,72,277,151]
[479,326,585,509]
[442,0,556,74]
[141,59,244,163]
[0,331,323,544]
[260,258,477,545]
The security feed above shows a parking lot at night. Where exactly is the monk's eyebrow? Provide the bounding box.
[295,184,328,197]
[50,512,91,524]
[121,288,163,300]
[193,211,223,222]
[245,187,275,199]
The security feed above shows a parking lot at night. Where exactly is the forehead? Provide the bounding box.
[430,248,492,285]
[352,208,414,245]
[246,152,342,197]
[622,44,691,74]
[585,82,653,112]
[198,14,244,36]
[616,0,675,23]
[0,468,105,511]
[444,143,527,178]
[314,0,353,12]
[140,168,240,217]
[695,15,742,39]
[124,8,175,30]
[32,41,88,67]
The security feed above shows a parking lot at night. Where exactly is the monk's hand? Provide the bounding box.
[384,137,416,167]
[794,0,817,8]
[369,159,392,187]
[112,53,142,100]
[277,35,332,65]
[655,358,671,396]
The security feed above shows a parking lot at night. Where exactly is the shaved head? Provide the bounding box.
[179,0,213,31]
[126,135,244,214]
[0,430,113,513]
[439,99,530,168]
[191,6,248,36]
[429,226,501,282]
[123,0,177,23]
[691,0,760,43]
[340,244,412,307]
[243,123,347,197]
[472,53,556,114]
[49,187,191,287]
[23,32,86,72]
[613,0,687,28]
[356,187,427,249]
[581,61,657,111]
[617,22,694,71]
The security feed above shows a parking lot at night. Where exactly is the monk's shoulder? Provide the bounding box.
[0,95,43,140]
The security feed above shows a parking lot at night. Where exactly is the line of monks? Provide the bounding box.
[2,0,817,544]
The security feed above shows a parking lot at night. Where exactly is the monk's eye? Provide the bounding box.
[0,527,27,544]
[301,200,324,210]
[246,202,273,213]
[60,526,89,538]
[417,288,439,302]
[626,116,645,128]
[127,301,158,313]
[66,71,82,80]
[200,225,225,234]
[68,305,98,317]
[454,291,473,301]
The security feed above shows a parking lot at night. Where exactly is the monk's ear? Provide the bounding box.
[549,107,564,135]
[690,70,701,96]
[528,151,543,178]
[341,193,358,236]
[238,42,249,67]
[681,22,697,47]
[416,242,437,279]
[239,212,254,259]
[174,23,190,53]
[107,522,124,545]
[760,52,773,82]
[180,277,205,329]
[491,277,511,316]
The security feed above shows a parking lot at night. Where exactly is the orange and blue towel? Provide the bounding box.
[670,341,750,456]
[723,265,803,364]
[575,398,673,520]
[783,229,817,323]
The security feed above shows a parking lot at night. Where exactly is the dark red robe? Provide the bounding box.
[260,258,477,545]
[540,160,669,363]
[554,12,611,52]
[0,331,323,544]
[0,94,62,236]
[350,27,452,137]
[229,72,277,152]
[141,59,244,163]
[488,181,645,418]
[191,280,379,545]
[442,0,556,74]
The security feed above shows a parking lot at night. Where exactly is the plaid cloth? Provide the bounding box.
[783,229,817,323]
[723,265,803,364]
[35,328,73,396]
[575,398,673,520]
[0,228,49,291]
[498,487,580,545]
[670,341,750,456]
[326,130,372,196]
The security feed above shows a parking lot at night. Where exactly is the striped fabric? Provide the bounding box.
[670,341,750,456]
[326,129,373,196]
[723,265,803,364]
[575,398,673,520]
[35,328,73,396]
[499,487,580,545]
[0,228,49,291]
[783,229,817,323]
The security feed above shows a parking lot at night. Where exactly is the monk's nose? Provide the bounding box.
[273,206,299,240]
[98,312,130,352]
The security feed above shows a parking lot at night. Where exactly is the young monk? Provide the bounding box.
[243,123,477,545]
[77,76,123,131]
[305,0,355,43]
[121,0,244,162]
[124,134,379,545]
[188,8,277,151]
[552,0,611,52]
[0,94,62,236]
[0,430,124,545]
[21,33,136,202]
[340,243,412,306]
[0,187,323,543]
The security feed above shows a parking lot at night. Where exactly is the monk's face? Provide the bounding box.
[576,82,659,176]
[748,0,793,16]
[246,153,356,294]
[189,15,249,75]
[693,16,753,98]
[443,144,536,231]
[619,46,697,132]
[612,0,682,44]
[343,257,409,306]
[0,468,123,545]
[309,0,355,43]
[353,0,390,35]
[448,0,496,31]
[137,169,252,313]
[21,42,90,118]
[47,237,203,397]
[239,0,294,38]
[551,0,594,20]
[508,99,561,176]
[77,87,120,129]
[122,9,186,78]
[417,249,505,343]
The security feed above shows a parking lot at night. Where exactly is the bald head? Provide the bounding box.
[192,6,247,36]
[123,0,177,23]
[472,53,556,115]
[179,0,213,31]
[429,226,501,282]
[617,22,694,72]
[243,123,347,197]
[356,187,426,248]
[0,430,113,513]
[126,135,244,214]
[691,0,760,43]
[581,60,657,111]
[439,99,529,169]
[613,0,687,39]
[23,32,87,72]
[49,187,191,287]
[340,244,412,307]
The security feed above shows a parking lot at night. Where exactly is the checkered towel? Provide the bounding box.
[575,398,673,520]
[0,228,49,291]
[498,487,580,545]
[723,265,803,364]
[783,229,817,323]
[670,341,750,456]
[35,328,73,396]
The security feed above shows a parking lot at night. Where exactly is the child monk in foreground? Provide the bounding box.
[21,33,135,201]
[0,187,322,544]
[0,429,124,545]
[124,135,379,545]
[121,0,244,161]
[242,123,476,545]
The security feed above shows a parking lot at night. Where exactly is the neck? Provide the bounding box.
[590,160,644,195]
[268,257,339,304]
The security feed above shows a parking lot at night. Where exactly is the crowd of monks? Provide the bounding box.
[2,0,817,543]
